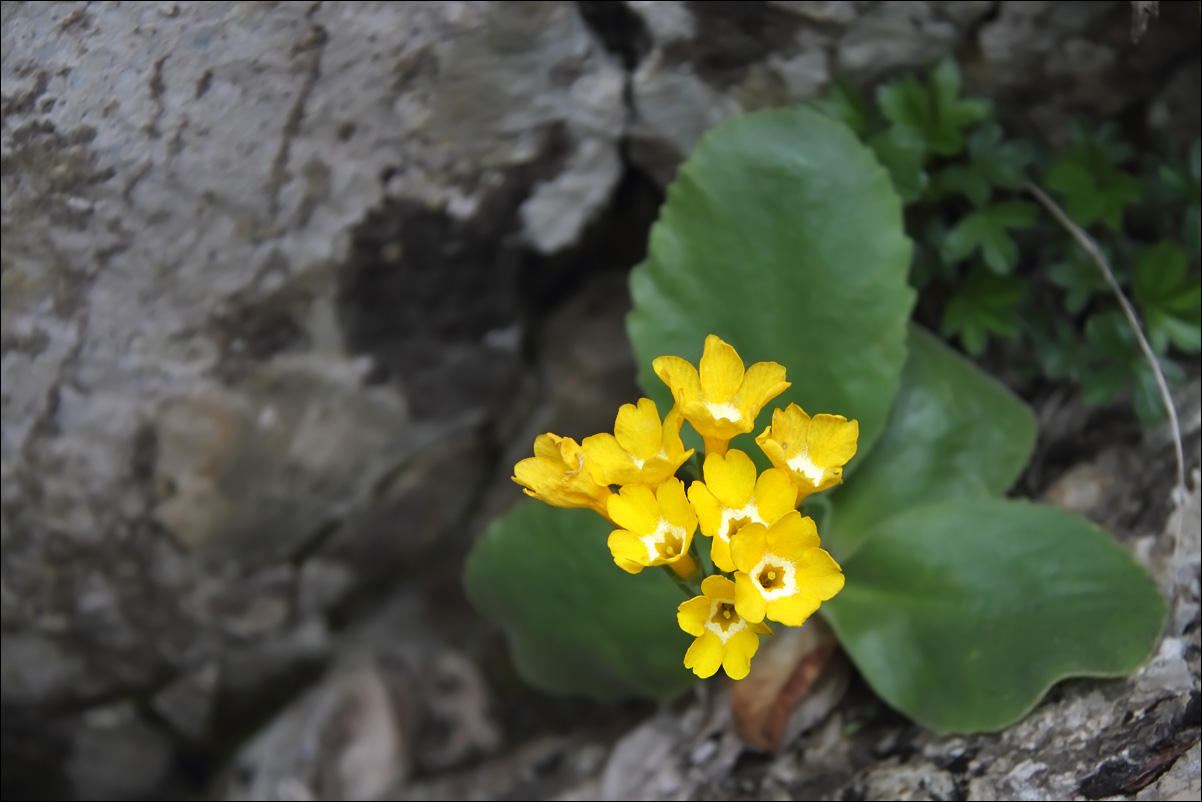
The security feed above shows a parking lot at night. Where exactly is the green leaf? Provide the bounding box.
[1046,250,1110,314]
[1085,308,1137,355]
[876,60,991,158]
[931,125,1035,207]
[627,107,915,465]
[810,81,875,138]
[1044,145,1143,231]
[1133,242,1202,353]
[464,502,695,701]
[1133,357,1186,424]
[869,125,929,202]
[1080,361,1130,405]
[1158,140,1202,258]
[941,201,1037,274]
[823,499,1166,733]
[968,123,1036,190]
[825,327,1036,560]
[941,268,1024,356]
[877,75,932,132]
[1070,121,1134,166]
[927,58,992,156]
[1031,316,1092,382]
[934,164,991,207]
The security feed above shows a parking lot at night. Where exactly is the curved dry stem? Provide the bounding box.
[1027,181,1189,562]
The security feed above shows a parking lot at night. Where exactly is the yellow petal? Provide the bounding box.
[750,619,773,636]
[683,631,723,678]
[661,405,687,455]
[722,627,761,680]
[687,481,723,539]
[638,455,688,487]
[702,449,757,509]
[807,414,859,470]
[653,356,702,405]
[699,335,745,404]
[680,402,746,443]
[710,534,736,574]
[730,522,769,573]
[755,426,790,474]
[614,557,644,574]
[581,433,640,486]
[795,468,843,503]
[770,404,811,460]
[532,433,565,462]
[753,468,799,521]
[766,511,821,555]
[795,547,846,601]
[657,478,697,534]
[700,574,736,602]
[735,361,790,423]
[607,529,647,572]
[677,595,712,636]
[511,435,616,517]
[766,593,822,627]
[607,485,659,535]
[734,571,767,623]
[615,398,664,462]
[512,454,561,493]
[554,435,588,468]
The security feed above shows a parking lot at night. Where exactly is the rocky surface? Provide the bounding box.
[2,2,625,798]
[356,390,1202,802]
[618,0,1201,184]
[2,1,1199,800]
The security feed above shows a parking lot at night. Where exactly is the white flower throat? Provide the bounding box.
[705,401,742,423]
[718,501,764,542]
[703,599,747,643]
[641,517,687,563]
[786,447,825,486]
[750,551,798,600]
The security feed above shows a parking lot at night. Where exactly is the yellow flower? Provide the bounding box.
[731,510,844,627]
[653,334,789,456]
[677,575,772,680]
[513,433,613,519]
[755,404,858,501]
[582,400,694,487]
[687,449,797,574]
[606,479,699,577]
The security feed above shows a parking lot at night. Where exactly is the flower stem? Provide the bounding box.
[687,536,708,579]
[663,565,698,598]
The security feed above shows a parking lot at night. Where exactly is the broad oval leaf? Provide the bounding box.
[823,499,1166,734]
[825,326,1035,559]
[464,501,695,701]
[628,107,915,464]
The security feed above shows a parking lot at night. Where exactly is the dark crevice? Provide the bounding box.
[577,1,652,70]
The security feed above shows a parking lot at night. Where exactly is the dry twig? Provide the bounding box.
[1027,181,1190,560]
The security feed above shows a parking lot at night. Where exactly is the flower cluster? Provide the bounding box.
[512,335,857,680]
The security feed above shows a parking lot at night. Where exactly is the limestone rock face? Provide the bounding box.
[2,2,623,797]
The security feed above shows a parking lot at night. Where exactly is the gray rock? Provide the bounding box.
[623,0,1200,183]
[2,0,622,721]
[221,658,411,802]
[151,661,219,743]
[67,703,175,802]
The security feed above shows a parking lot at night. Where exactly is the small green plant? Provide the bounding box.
[815,60,1201,424]
[464,108,1165,734]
